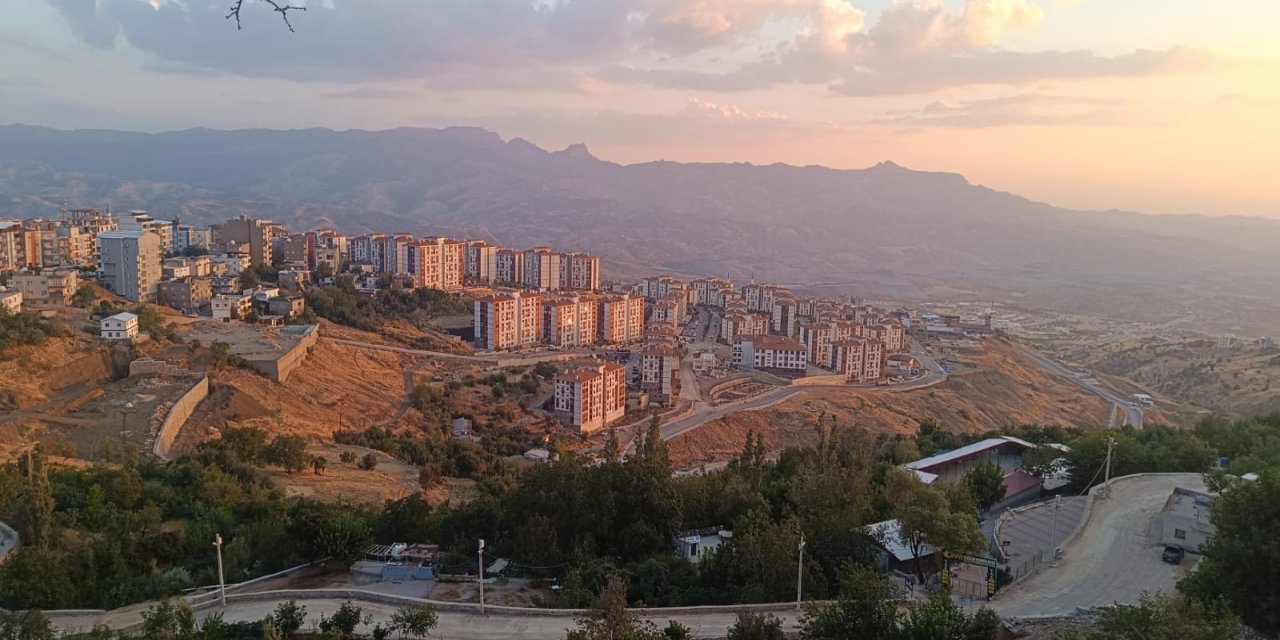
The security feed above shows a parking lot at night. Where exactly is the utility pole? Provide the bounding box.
[1049,495,1061,558]
[478,538,485,615]
[1102,438,1116,498]
[214,533,227,608]
[796,536,806,610]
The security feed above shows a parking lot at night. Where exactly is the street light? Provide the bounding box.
[796,536,806,610]
[214,533,227,608]
[478,538,486,615]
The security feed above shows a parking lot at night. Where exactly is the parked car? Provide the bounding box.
[1161,544,1185,564]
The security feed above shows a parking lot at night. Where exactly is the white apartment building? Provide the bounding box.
[640,344,680,407]
[732,334,809,375]
[523,247,563,292]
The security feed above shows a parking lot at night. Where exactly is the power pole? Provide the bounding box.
[214,533,227,608]
[1102,438,1116,498]
[478,538,486,615]
[796,536,806,610]
[1049,495,1061,558]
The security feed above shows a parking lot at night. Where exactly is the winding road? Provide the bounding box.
[1016,344,1144,429]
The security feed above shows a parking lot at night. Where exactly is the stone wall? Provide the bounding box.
[129,358,203,378]
[153,376,209,460]
[247,324,320,382]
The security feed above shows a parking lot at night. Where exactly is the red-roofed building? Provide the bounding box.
[554,363,627,434]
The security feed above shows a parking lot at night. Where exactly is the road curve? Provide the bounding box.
[1015,344,1143,429]
[991,473,1203,617]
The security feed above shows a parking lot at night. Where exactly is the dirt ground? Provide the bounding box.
[668,337,1111,468]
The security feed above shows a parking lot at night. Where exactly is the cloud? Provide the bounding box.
[324,87,422,101]
[684,98,790,121]
[1219,94,1280,107]
[875,92,1126,128]
[43,0,1214,98]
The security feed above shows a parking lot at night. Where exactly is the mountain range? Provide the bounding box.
[1,123,1277,333]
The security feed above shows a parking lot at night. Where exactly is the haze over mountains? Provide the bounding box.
[2,124,1277,332]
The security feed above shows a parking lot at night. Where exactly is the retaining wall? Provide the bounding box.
[249,325,320,382]
[130,359,205,378]
[153,376,210,460]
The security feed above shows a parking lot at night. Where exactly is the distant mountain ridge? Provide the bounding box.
[1,123,1277,331]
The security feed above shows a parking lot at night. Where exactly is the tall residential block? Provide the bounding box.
[598,293,644,345]
[98,230,163,303]
[562,252,600,291]
[474,291,543,351]
[523,247,563,292]
[465,239,498,283]
[640,344,681,407]
[495,248,524,285]
[554,363,627,434]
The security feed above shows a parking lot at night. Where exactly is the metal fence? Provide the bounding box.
[1005,549,1047,583]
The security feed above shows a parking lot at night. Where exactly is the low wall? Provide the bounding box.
[790,374,845,387]
[153,376,210,460]
[130,359,205,378]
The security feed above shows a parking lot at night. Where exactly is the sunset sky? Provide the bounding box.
[3,0,1278,217]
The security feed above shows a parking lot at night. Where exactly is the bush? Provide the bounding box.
[359,453,379,471]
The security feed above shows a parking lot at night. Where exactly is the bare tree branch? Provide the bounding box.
[226,0,307,32]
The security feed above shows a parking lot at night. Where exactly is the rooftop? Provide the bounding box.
[904,436,1036,472]
[864,519,935,562]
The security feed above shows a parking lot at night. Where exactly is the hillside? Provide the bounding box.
[3,125,1280,332]
[668,336,1111,469]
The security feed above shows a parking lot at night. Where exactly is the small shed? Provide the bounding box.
[673,527,733,561]
[865,519,938,576]
[452,417,472,437]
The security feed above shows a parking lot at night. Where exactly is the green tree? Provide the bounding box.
[359,453,379,471]
[311,456,328,475]
[315,262,334,280]
[1179,472,1280,636]
[898,592,998,640]
[603,428,621,464]
[799,565,898,640]
[319,601,367,639]
[71,283,97,308]
[515,515,563,581]
[240,270,261,290]
[725,611,786,640]
[964,461,1006,512]
[17,445,54,548]
[887,467,986,583]
[1058,594,1237,640]
[264,436,309,474]
[389,603,438,640]
[661,621,691,640]
[140,599,198,640]
[0,609,55,640]
[566,576,663,640]
[318,514,372,568]
[270,601,307,637]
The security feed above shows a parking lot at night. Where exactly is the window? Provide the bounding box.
[1174,528,1187,540]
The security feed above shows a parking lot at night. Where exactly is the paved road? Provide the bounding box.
[991,473,1203,616]
[55,598,804,640]
[1017,345,1144,429]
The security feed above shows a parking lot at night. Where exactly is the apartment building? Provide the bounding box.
[430,237,465,291]
[554,363,627,434]
[543,296,598,347]
[11,269,78,306]
[173,224,211,254]
[523,247,563,292]
[641,275,679,302]
[561,251,600,291]
[99,230,163,303]
[474,291,543,351]
[599,293,644,345]
[494,248,524,285]
[212,215,274,267]
[0,219,23,272]
[829,338,886,384]
[732,334,809,376]
[640,344,681,407]
[648,300,680,332]
[212,294,253,321]
[157,278,213,314]
[465,240,498,283]
[382,233,415,276]
[771,293,798,337]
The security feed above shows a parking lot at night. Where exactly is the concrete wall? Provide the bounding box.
[129,358,204,378]
[153,376,209,460]
[249,325,320,382]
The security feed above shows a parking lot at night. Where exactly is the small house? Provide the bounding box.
[451,417,471,438]
[673,527,733,561]
[100,312,139,341]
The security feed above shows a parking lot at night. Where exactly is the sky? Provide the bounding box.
[2,0,1279,218]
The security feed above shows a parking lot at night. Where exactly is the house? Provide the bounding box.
[865,519,937,576]
[1158,487,1216,552]
[451,417,471,438]
[266,295,306,320]
[0,290,21,314]
[100,312,139,341]
[673,527,733,561]
[212,294,253,321]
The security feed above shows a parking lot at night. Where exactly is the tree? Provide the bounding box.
[71,283,97,308]
[239,269,261,290]
[603,428,621,464]
[566,576,663,640]
[0,608,55,640]
[1179,471,1280,636]
[1058,594,1237,640]
[318,514,372,568]
[514,515,562,581]
[726,611,786,640]
[359,453,379,471]
[264,436,309,474]
[964,461,1006,512]
[214,427,269,464]
[311,456,328,476]
[140,599,198,640]
[270,601,307,637]
[799,565,898,640]
[389,604,437,640]
[886,467,986,583]
[16,446,54,549]
[897,592,998,640]
[319,601,367,639]
[661,621,691,640]
[315,261,334,280]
